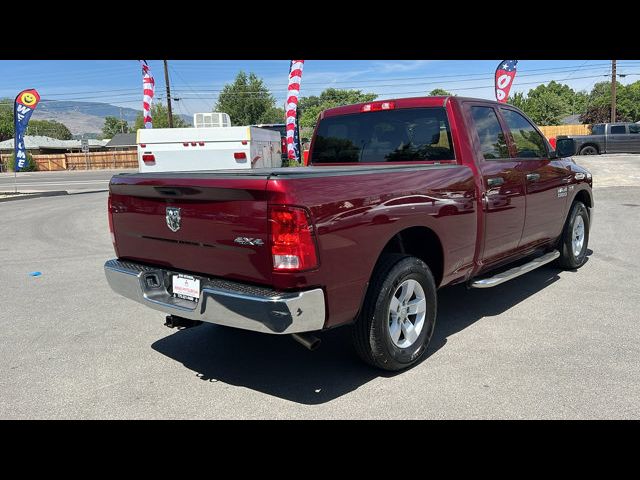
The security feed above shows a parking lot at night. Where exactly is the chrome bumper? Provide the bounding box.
[104,259,326,334]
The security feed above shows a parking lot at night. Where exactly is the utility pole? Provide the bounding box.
[163,60,174,128]
[119,108,124,133]
[611,60,617,123]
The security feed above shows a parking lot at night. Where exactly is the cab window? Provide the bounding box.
[470,106,510,160]
[312,107,454,163]
[501,109,547,158]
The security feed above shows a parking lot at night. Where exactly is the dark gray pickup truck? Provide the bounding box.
[561,122,640,155]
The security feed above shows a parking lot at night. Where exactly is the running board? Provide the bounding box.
[470,250,560,289]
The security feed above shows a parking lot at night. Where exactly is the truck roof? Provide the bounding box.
[320,96,503,119]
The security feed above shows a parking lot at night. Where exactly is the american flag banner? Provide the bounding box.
[140,60,155,128]
[286,60,304,162]
[495,60,518,103]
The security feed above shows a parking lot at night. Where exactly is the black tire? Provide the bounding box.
[557,201,590,269]
[579,145,598,155]
[352,254,437,371]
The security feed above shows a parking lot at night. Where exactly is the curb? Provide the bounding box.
[0,190,69,203]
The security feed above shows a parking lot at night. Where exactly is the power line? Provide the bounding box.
[168,64,215,111]
[156,61,640,88]
[2,68,639,111]
[6,62,639,101]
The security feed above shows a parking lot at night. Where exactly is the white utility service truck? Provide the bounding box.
[136,122,282,172]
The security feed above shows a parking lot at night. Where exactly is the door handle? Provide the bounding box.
[526,173,541,182]
[487,177,504,187]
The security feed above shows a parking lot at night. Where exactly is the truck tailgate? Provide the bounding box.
[109,172,272,285]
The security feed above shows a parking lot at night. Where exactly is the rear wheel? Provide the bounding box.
[579,145,598,155]
[352,254,437,371]
[557,201,590,269]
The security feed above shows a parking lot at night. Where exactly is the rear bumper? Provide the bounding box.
[104,259,326,334]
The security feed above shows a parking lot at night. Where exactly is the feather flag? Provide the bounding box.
[286,60,304,162]
[140,60,155,128]
[14,89,41,171]
[495,60,518,103]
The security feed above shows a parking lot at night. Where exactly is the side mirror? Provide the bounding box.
[555,138,577,158]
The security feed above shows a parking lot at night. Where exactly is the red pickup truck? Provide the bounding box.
[105,96,593,371]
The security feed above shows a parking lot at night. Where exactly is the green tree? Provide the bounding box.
[133,103,189,130]
[213,71,279,125]
[102,116,130,137]
[27,120,72,139]
[262,106,286,124]
[428,88,452,96]
[508,92,528,111]
[507,81,588,125]
[298,88,378,129]
[580,104,628,124]
[578,81,635,124]
[0,98,14,141]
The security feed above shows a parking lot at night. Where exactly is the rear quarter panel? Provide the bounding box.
[269,166,477,328]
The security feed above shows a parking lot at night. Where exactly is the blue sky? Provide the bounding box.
[1,60,639,117]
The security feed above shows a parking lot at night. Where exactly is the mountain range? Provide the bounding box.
[31,100,192,136]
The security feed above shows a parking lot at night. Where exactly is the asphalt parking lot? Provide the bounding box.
[1,155,639,419]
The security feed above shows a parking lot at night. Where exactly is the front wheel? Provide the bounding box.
[352,254,437,371]
[557,201,590,269]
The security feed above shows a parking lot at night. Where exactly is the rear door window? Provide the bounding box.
[312,107,454,163]
[470,106,510,159]
[610,125,627,134]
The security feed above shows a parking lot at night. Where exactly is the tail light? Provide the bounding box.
[107,195,119,256]
[269,206,319,271]
[361,101,395,112]
[142,153,155,165]
[234,152,247,160]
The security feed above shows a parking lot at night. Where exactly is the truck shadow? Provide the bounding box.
[151,265,566,405]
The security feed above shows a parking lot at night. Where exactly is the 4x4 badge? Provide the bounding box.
[234,237,264,246]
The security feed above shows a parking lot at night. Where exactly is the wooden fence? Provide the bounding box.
[538,124,592,138]
[0,151,138,171]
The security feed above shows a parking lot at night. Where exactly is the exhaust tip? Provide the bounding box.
[291,333,321,351]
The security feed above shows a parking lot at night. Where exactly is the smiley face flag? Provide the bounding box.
[14,89,41,171]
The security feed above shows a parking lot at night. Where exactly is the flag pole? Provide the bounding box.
[13,124,17,194]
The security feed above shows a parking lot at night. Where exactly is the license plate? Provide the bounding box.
[172,274,200,302]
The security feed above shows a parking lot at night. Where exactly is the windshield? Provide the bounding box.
[312,107,454,164]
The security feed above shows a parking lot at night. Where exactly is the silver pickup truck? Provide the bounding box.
[561,122,640,155]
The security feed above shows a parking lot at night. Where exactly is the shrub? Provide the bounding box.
[2,152,38,172]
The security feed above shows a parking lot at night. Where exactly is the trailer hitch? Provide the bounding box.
[164,315,203,330]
